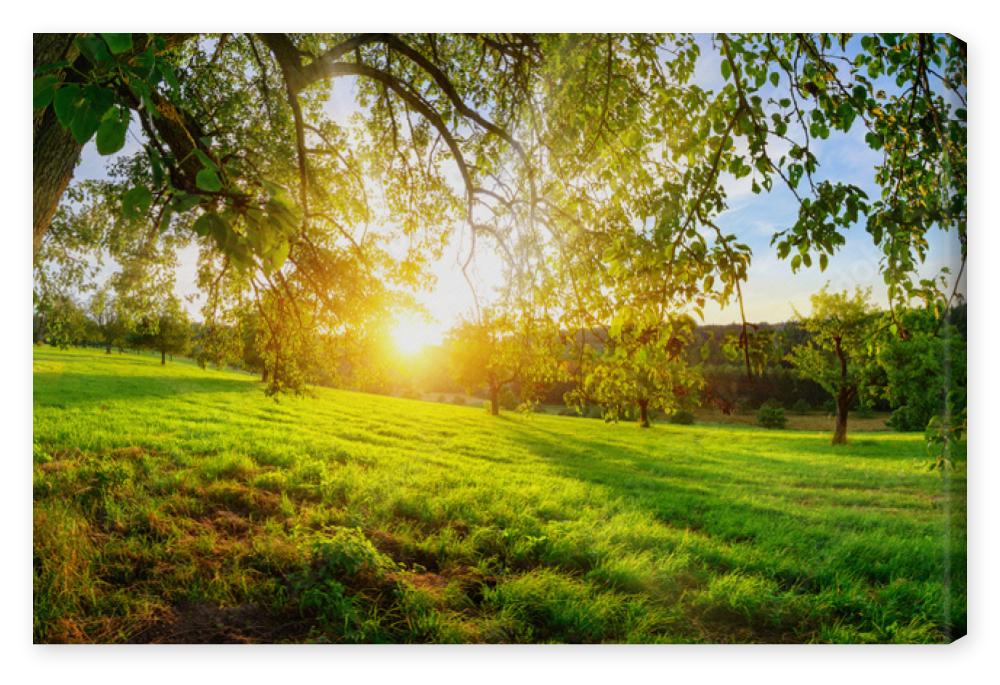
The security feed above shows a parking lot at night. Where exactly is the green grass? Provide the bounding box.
[33,347,966,643]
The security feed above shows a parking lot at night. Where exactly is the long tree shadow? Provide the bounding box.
[500,421,942,575]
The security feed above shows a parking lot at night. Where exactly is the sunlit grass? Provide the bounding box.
[33,347,966,643]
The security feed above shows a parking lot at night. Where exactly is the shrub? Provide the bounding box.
[756,401,787,429]
[452,395,466,405]
[668,409,696,425]
[791,398,812,415]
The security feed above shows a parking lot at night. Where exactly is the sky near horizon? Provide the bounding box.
[69,34,966,340]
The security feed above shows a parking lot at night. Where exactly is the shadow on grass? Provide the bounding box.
[497,422,946,578]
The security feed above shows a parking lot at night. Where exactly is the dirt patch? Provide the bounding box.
[201,482,281,518]
[391,570,451,597]
[37,460,75,474]
[131,603,310,644]
[211,509,251,534]
[106,446,157,460]
[365,529,441,572]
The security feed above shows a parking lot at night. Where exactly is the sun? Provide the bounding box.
[391,313,443,355]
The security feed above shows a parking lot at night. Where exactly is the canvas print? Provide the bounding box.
[32,33,966,644]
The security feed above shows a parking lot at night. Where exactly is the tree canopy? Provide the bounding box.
[33,33,966,402]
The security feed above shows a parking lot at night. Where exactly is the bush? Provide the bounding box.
[791,398,811,415]
[757,401,787,429]
[887,405,926,432]
[668,409,696,425]
[452,395,466,405]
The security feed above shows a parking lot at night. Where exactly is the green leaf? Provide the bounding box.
[70,102,102,144]
[158,207,174,233]
[192,212,229,246]
[52,84,81,127]
[95,107,129,155]
[69,86,116,144]
[196,167,222,192]
[819,253,829,271]
[270,240,290,271]
[171,193,202,213]
[720,60,731,80]
[100,33,133,55]
[34,60,70,76]
[33,75,60,110]
[147,147,164,186]
[122,185,152,221]
[769,72,779,87]
[791,254,802,271]
[192,212,215,236]
[193,149,217,171]
[159,62,180,94]
[74,35,112,65]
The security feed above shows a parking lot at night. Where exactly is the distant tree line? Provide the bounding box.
[34,288,190,365]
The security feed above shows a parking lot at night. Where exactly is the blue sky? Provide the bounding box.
[70,34,966,332]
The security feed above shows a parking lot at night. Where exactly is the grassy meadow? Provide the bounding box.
[33,347,966,643]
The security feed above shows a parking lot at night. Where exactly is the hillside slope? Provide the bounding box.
[33,348,967,643]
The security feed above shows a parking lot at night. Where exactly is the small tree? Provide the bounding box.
[34,292,88,348]
[86,286,128,354]
[757,401,788,429]
[131,296,191,364]
[786,287,882,445]
[573,315,703,428]
[448,309,561,416]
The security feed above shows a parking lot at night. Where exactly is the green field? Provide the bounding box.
[32,347,966,643]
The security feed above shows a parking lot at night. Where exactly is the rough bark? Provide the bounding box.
[33,34,82,259]
[489,384,499,416]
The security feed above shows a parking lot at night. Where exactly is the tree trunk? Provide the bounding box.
[831,335,851,445]
[261,367,269,383]
[638,399,650,428]
[105,341,111,354]
[33,34,83,259]
[490,384,499,416]
[832,390,850,445]
[161,348,166,365]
